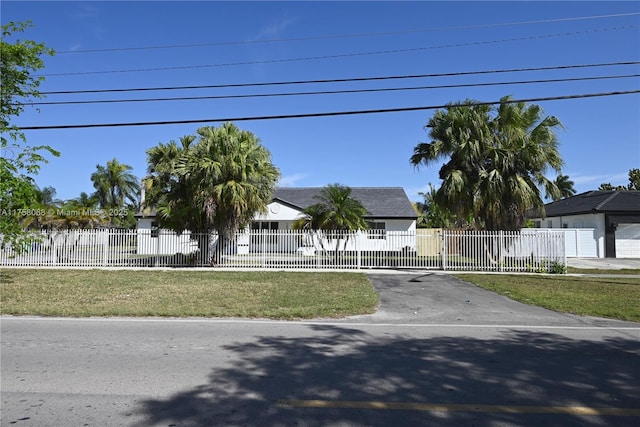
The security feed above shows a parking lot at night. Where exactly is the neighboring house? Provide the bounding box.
[136,187,418,255]
[530,190,640,258]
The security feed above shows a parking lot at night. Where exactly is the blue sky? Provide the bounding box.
[3,1,639,203]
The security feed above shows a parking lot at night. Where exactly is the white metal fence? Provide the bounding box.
[0,228,565,271]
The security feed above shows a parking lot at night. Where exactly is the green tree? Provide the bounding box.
[599,169,640,191]
[91,158,139,209]
[292,184,369,263]
[145,123,280,263]
[66,192,99,210]
[90,158,140,227]
[628,168,640,190]
[0,21,58,250]
[36,186,62,207]
[411,96,563,231]
[550,174,576,201]
[598,183,619,191]
[145,135,204,232]
[414,183,456,228]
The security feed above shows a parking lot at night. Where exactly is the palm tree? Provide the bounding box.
[91,158,140,226]
[550,174,576,200]
[292,184,369,263]
[415,183,457,228]
[36,186,62,207]
[144,135,204,232]
[146,123,280,264]
[411,96,563,231]
[90,158,139,226]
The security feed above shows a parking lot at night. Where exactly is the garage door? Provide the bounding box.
[615,224,640,258]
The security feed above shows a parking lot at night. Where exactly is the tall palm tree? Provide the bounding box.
[144,135,204,232]
[146,123,280,264]
[91,158,139,210]
[550,174,576,201]
[411,96,563,231]
[292,184,369,262]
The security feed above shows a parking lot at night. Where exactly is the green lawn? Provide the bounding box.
[3,268,638,322]
[457,274,640,322]
[0,269,379,319]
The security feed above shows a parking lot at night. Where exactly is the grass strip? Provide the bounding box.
[457,274,640,322]
[0,269,379,319]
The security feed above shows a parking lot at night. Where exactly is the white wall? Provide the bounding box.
[531,213,607,257]
[523,228,602,258]
[255,202,305,222]
[136,218,198,255]
[138,202,418,254]
[541,213,606,231]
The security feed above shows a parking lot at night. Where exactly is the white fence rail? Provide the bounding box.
[0,228,565,271]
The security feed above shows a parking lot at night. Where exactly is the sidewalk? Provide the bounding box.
[567,258,640,270]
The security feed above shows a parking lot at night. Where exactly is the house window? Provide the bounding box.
[251,221,278,231]
[251,221,279,245]
[547,220,553,228]
[151,221,159,238]
[534,221,541,228]
[367,221,386,239]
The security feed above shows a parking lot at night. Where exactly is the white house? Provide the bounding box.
[530,190,640,258]
[136,187,418,256]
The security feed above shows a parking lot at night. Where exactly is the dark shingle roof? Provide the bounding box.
[274,187,417,219]
[543,191,640,217]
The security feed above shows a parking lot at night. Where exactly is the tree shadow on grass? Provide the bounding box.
[135,326,639,426]
[0,269,17,284]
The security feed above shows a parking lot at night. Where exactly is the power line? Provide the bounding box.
[40,61,640,95]
[25,74,640,106]
[55,12,640,54]
[39,26,638,77]
[19,90,640,130]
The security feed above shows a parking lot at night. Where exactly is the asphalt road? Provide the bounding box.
[2,273,639,427]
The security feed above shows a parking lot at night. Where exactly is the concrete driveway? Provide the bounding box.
[567,257,640,270]
[343,272,639,328]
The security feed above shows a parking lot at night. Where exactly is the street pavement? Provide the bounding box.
[1,273,639,427]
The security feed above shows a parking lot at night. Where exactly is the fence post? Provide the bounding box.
[356,231,361,270]
[499,230,504,272]
[261,230,266,269]
[441,229,447,271]
[563,233,567,269]
[102,229,109,267]
[155,229,161,267]
[52,233,58,267]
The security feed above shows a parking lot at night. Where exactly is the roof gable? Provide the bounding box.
[274,187,417,219]
[544,191,640,217]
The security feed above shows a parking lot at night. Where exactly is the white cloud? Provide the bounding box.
[72,3,100,19]
[569,172,629,186]
[405,183,436,202]
[251,17,297,41]
[278,173,310,187]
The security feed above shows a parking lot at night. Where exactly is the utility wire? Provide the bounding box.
[40,61,640,95]
[25,74,640,106]
[19,90,640,130]
[39,26,638,77]
[55,12,640,54]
